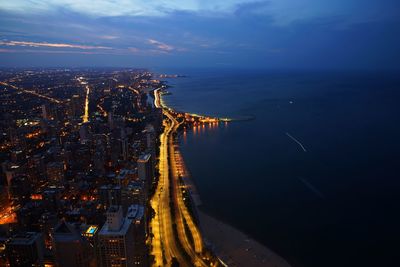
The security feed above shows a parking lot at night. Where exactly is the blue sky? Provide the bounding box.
[0,0,399,69]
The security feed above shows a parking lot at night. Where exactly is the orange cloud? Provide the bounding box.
[0,40,112,50]
[128,47,140,53]
[0,48,15,53]
[148,39,174,52]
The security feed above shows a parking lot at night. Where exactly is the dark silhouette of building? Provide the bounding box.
[5,232,45,267]
[52,220,95,267]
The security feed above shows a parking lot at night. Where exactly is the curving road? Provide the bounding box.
[166,111,208,267]
[150,88,211,267]
[150,108,191,267]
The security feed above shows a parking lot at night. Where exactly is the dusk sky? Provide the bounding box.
[1,0,399,69]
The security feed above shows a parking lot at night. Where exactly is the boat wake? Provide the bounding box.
[298,177,325,199]
[286,132,307,152]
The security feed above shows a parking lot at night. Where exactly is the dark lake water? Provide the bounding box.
[157,69,400,267]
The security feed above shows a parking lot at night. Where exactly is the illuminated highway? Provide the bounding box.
[83,84,90,123]
[150,88,217,267]
[76,77,91,123]
[150,106,191,266]
[154,88,162,108]
[0,206,17,225]
[166,111,209,267]
[0,81,63,104]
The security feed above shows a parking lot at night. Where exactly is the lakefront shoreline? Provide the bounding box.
[156,87,292,267]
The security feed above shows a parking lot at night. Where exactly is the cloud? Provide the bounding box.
[0,40,112,50]
[0,1,399,69]
[148,39,174,52]
[0,48,15,53]
[0,48,112,54]
[128,47,140,54]
[0,38,186,56]
[98,35,119,40]
[0,0,257,17]
[1,0,399,28]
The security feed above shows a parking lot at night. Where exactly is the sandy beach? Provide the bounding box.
[198,210,292,267]
[175,140,292,267]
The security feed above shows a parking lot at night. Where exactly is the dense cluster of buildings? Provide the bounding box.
[0,69,163,266]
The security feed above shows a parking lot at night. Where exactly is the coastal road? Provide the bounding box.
[151,88,212,266]
[165,111,209,267]
[150,109,191,266]
[154,88,162,108]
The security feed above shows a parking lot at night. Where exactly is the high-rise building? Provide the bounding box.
[52,221,94,267]
[82,225,99,246]
[70,95,81,118]
[9,174,31,206]
[32,154,46,182]
[46,161,64,184]
[93,151,106,176]
[41,104,49,120]
[5,232,45,267]
[108,112,114,129]
[120,137,129,161]
[99,185,122,209]
[42,188,61,212]
[5,164,23,187]
[10,149,25,163]
[144,124,156,172]
[79,123,90,143]
[144,124,155,151]
[97,206,135,267]
[137,154,154,193]
[127,205,147,266]
[6,127,19,146]
[123,181,144,207]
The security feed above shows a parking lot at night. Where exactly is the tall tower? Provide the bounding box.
[41,104,49,120]
[5,232,45,267]
[46,161,65,185]
[70,94,81,118]
[97,206,135,267]
[52,221,94,267]
[137,153,154,193]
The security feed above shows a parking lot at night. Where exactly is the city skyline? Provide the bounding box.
[0,68,231,266]
[1,1,400,267]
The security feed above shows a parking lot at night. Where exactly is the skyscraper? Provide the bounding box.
[46,161,64,185]
[41,104,49,120]
[137,154,154,194]
[127,204,146,266]
[99,185,122,209]
[97,206,135,267]
[52,221,94,267]
[5,232,45,267]
[79,123,90,143]
[70,94,81,118]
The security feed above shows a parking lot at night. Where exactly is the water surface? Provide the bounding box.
[159,69,400,267]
